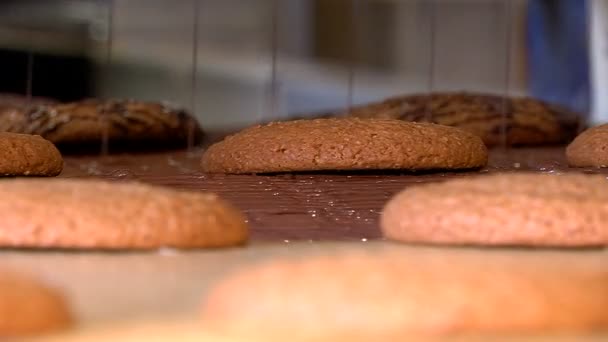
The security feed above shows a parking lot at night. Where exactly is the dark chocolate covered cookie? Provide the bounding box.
[0,99,203,152]
[343,92,579,146]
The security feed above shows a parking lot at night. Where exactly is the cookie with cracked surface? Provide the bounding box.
[0,99,204,152]
[0,179,248,249]
[201,247,608,339]
[201,118,488,174]
[343,92,579,146]
[381,173,608,246]
[0,268,72,337]
[566,124,608,167]
[0,132,63,176]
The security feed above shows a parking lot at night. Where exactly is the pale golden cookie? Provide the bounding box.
[201,118,487,174]
[26,319,608,342]
[0,268,72,337]
[382,173,608,246]
[0,179,248,249]
[0,132,63,176]
[201,247,608,339]
[22,321,231,342]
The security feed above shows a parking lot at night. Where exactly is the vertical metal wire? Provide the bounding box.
[581,0,593,133]
[425,0,437,122]
[500,0,513,149]
[188,0,200,150]
[105,0,114,67]
[25,52,33,103]
[101,0,114,156]
[347,0,361,114]
[267,0,280,122]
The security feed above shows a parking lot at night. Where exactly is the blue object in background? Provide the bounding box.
[527,0,589,114]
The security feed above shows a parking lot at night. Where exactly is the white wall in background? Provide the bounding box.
[96,0,528,130]
[389,0,527,96]
[97,0,313,128]
[590,0,608,124]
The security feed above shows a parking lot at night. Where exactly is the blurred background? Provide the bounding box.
[0,0,591,130]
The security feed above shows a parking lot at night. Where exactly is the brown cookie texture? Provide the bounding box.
[201,118,488,174]
[0,99,204,152]
[0,132,63,176]
[0,179,248,249]
[566,124,608,167]
[0,268,72,337]
[344,92,579,147]
[201,247,608,339]
[381,173,608,246]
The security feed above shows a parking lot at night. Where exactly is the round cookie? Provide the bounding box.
[201,118,488,174]
[0,179,248,249]
[0,268,72,337]
[381,173,608,246]
[201,248,608,339]
[0,132,63,176]
[566,124,608,167]
[0,99,204,151]
[344,92,579,146]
